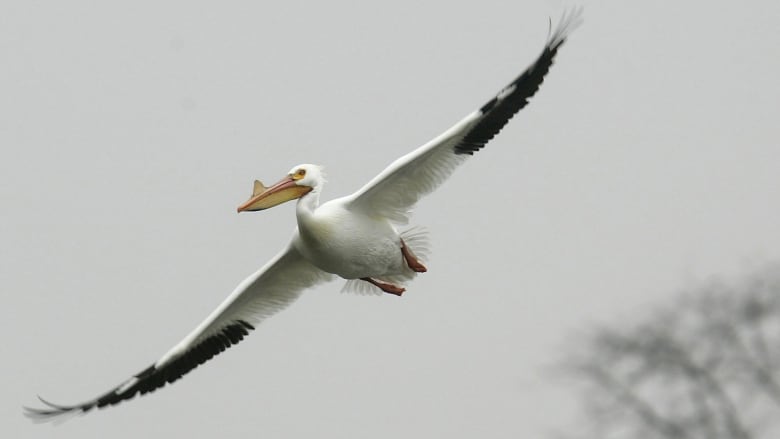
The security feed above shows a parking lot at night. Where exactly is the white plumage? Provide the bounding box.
[25,8,581,421]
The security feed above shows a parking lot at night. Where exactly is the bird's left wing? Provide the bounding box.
[24,244,332,421]
[345,9,581,223]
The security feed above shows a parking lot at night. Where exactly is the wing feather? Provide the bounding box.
[346,9,581,223]
[24,244,332,421]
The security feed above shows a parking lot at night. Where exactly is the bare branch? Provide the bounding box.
[559,263,780,439]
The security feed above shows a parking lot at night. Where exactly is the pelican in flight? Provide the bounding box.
[25,10,581,420]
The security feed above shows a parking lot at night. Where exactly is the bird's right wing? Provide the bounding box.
[25,243,333,421]
[344,9,581,223]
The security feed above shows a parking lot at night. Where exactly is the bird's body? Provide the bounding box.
[25,9,582,421]
[287,165,425,293]
[294,202,405,280]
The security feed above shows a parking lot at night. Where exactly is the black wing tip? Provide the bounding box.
[238,319,255,330]
[135,364,157,379]
[454,8,582,156]
[24,320,257,423]
[483,7,582,111]
[479,96,500,114]
[453,143,484,156]
[37,395,79,411]
[22,396,87,423]
[548,6,584,50]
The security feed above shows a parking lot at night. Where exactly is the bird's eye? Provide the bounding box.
[292,169,306,180]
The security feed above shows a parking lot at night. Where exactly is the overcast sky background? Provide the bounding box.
[2,1,780,438]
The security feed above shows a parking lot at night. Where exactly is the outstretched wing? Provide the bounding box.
[345,9,582,223]
[24,244,332,421]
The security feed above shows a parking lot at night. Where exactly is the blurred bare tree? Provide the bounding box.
[561,265,780,439]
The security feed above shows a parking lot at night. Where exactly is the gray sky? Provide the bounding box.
[2,0,779,437]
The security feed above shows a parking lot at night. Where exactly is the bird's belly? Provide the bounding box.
[294,213,403,280]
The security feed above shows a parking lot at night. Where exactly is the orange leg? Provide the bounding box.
[401,239,427,273]
[361,277,405,296]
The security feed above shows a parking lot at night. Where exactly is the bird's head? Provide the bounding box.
[237,164,324,212]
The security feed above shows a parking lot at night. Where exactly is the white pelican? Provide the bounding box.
[25,9,581,420]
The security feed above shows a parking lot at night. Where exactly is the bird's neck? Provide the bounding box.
[295,187,321,225]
